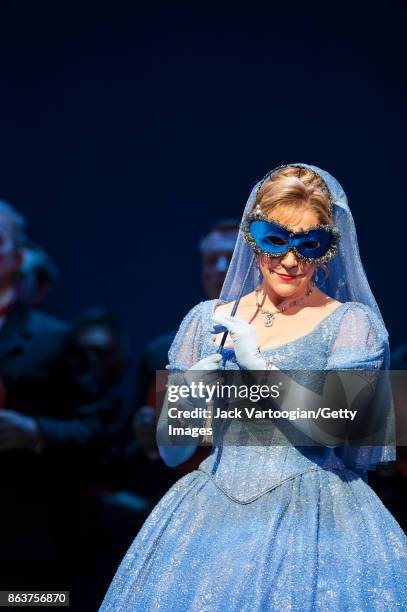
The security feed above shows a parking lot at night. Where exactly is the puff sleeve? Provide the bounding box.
[326,303,395,469]
[326,303,387,371]
[157,302,205,467]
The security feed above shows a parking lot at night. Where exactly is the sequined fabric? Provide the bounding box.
[99,300,407,611]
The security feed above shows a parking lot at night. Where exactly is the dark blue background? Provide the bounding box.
[0,1,405,368]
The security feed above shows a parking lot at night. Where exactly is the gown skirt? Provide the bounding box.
[100,300,407,611]
[99,463,406,611]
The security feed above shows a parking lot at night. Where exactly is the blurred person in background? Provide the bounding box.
[200,219,241,300]
[18,240,58,307]
[74,307,126,394]
[71,307,131,480]
[0,199,113,594]
[69,307,138,610]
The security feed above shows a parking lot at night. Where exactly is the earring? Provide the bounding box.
[255,256,263,287]
[312,264,329,287]
[320,264,329,280]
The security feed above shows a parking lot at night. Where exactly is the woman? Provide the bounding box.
[100,164,406,611]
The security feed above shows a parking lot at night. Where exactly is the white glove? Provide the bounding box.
[211,314,268,370]
[158,354,223,468]
[188,353,223,371]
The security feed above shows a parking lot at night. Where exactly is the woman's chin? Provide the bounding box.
[267,281,305,298]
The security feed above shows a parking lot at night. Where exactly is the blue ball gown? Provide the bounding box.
[99,299,407,611]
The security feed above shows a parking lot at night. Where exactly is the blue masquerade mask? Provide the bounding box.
[241,208,340,264]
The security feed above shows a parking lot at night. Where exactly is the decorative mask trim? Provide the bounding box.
[241,207,341,265]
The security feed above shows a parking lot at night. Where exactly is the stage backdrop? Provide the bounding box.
[0,2,405,376]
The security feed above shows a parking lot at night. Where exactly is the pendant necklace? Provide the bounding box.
[255,284,313,327]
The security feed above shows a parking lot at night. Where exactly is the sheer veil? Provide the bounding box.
[220,163,387,338]
[219,162,394,469]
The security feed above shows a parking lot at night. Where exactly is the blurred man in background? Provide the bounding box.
[18,239,58,307]
[0,200,112,592]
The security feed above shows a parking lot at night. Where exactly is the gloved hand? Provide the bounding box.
[189,353,223,371]
[183,353,224,412]
[158,354,223,468]
[184,353,223,385]
[211,314,268,370]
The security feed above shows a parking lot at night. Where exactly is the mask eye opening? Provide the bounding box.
[302,240,320,249]
[267,236,288,246]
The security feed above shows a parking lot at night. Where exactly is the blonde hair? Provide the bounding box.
[255,166,332,226]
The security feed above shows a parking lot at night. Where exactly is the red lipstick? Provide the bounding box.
[276,272,298,281]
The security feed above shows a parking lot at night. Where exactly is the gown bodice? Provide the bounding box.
[167,299,392,504]
[196,300,352,502]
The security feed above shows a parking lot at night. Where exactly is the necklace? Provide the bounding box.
[255,284,313,327]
